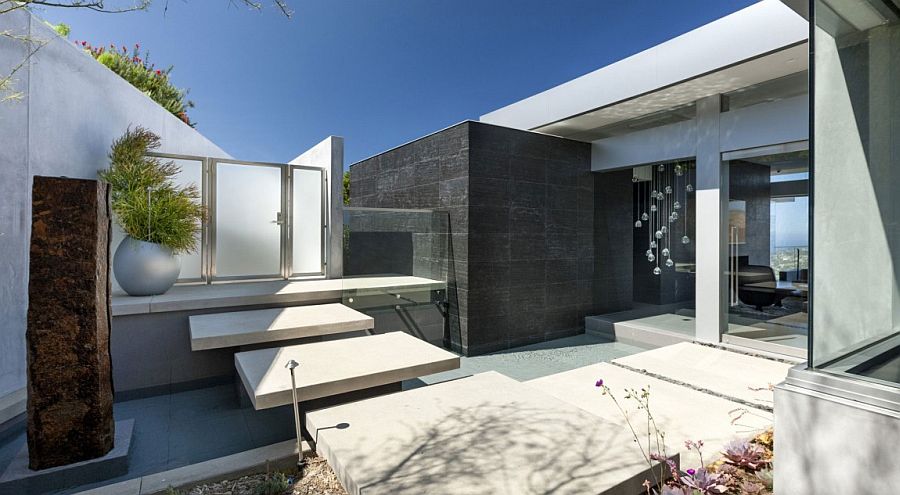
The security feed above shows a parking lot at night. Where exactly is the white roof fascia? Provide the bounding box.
[479,0,809,130]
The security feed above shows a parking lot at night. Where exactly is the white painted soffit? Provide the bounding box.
[541,43,808,139]
[479,0,809,133]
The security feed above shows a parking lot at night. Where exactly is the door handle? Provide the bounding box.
[273,212,285,225]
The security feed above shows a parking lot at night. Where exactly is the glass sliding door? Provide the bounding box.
[812,0,900,387]
[722,150,809,357]
[592,161,697,337]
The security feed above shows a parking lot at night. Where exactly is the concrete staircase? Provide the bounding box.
[188,302,460,414]
[189,304,375,350]
[235,332,459,410]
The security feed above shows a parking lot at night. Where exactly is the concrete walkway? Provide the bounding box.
[306,342,792,494]
[307,371,673,495]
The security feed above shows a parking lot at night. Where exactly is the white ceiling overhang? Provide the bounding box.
[480,0,809,136]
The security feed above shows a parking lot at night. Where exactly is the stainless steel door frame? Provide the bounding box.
[143,154,328,283]
[209,158,286,282]
[287,164,327,278]
[145,152,209,284]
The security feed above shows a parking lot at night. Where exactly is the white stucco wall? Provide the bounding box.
[0,10,230,412]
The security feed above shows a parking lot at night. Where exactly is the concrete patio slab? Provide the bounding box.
[236,332,460,409]
[189,303,374,350]
[526,362,773,467]
[612,342,792,410]
[306,371,676,495]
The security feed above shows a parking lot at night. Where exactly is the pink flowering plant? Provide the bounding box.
[594,378,774,495]
[75,40,194,126]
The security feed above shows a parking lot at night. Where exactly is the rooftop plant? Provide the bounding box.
[98,127,204,254]
[76,40,194,126]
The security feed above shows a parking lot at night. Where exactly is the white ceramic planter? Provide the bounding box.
[113,236,181,296]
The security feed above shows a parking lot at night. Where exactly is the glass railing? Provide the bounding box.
[341,207,452,348]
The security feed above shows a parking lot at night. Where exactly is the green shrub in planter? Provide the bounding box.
[99,127,204,254]
[99,127,204,296]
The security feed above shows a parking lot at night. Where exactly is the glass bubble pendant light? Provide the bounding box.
[666,258,674,267]
[641,212,649,221]
[682,235,690,244]
[653,266,661,275]
[634,220,642,228]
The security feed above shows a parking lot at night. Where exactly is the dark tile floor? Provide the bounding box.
[0,334,645,494]
[0,384,297,494]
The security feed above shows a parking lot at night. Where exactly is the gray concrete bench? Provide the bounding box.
[189,303,374,351]
[235,331,460,410]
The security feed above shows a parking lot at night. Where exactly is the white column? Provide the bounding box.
[694,95,726,343]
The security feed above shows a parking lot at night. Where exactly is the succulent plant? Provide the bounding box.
[659,486,691,495]
[680,468,729,494]
[755,468,774,491]
[722,439,770,471]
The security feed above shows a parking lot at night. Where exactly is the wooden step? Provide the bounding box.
[235,332,460,410]
[189,303,374,351]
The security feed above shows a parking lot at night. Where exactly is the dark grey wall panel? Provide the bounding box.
[349,121,592,356]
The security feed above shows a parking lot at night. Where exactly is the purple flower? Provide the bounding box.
[686,468,696,476]
[595,379,604,387]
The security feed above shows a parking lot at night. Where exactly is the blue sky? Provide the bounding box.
[46,0,756,166]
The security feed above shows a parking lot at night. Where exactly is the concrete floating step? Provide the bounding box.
[306,371,675,495]
[235,332,460,410]
[612,342,792,410]
[189,303,374,351]
[526,362,773,467]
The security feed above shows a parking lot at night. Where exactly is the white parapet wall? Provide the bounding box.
[0,9,230,414]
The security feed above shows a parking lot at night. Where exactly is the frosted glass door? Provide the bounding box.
[170,158,204,280]
[214,162,283,278]
[291,167,324,275]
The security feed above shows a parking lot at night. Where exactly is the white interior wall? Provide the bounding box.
[0,10,229,416]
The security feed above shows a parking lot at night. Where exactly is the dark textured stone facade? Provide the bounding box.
[350,121,604,355]
[729,160,771,267]
[27,177,114,469]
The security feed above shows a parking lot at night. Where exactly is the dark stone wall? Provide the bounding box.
[593,170,634,314]
[463,123,593,353]
[349,121,593,355]
[729,160,771,267]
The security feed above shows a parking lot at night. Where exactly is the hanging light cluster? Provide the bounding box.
[633,162,694,276]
